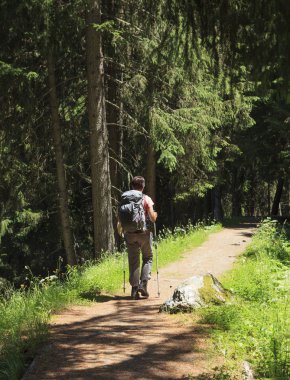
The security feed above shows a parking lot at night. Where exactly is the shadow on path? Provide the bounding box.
[26,300,207,379]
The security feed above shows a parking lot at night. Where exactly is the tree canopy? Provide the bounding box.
[0,0,289,286]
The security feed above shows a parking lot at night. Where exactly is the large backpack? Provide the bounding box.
[118,190,146,232]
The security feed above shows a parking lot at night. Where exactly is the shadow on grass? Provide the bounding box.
[191,366,232,380]
[222,216,260,229]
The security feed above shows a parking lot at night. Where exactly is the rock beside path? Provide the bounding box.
[160,273,232,313]
[242,361,255,380]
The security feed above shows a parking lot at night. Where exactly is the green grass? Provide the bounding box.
[0,221,221,379]
[195,219,290,379]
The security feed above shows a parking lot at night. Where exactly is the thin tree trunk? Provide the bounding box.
[169,181,175,229]
[203,190,212,219]
[271,178,284,216]
[118,91,124,165]
[232,192,242,217]
[267,182,271,215]
[231,169,242,217]
[146,108,156,201]
[106,0,119,195]
[146,140,156,202]
[107,96,119,246]
[86,0,114,256]
[114,86,124,248]
[282,179,289,215]
[105,0,123,246]
[107,78,123,247]
[47,51,77,266]
[212,186,224,221]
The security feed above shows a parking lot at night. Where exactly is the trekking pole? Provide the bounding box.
[123,249,126,294]
[154,223,160,297]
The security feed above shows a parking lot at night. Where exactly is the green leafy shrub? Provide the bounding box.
[246,218,290,262]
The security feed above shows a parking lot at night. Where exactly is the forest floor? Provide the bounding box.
[22,222,256,380]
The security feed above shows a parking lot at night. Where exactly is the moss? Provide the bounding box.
[199,274,232,305]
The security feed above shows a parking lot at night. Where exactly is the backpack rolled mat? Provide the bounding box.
[118,190,146,232]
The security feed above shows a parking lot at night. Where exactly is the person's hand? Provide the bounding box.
[148,206,157,222]
[117,221,123,236]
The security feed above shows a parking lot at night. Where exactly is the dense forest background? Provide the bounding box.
[0,0,289,286]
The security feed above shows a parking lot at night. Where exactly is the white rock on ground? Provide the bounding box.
[160,273,232,313]
[242,361,255,380]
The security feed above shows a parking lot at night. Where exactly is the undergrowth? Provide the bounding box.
[0,221,221,380]
[196,219,290,379]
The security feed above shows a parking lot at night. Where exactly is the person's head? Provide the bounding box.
[131,176,145,191]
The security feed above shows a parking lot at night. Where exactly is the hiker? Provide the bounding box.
[118,176,157,300]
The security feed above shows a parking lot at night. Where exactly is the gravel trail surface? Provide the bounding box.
[23,223,255,380]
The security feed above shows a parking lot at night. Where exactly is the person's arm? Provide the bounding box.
[117,217,124,237]
[148,206,157,222]
[117,220,123,236]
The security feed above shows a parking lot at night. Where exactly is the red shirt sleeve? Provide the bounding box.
[143,195,154,212]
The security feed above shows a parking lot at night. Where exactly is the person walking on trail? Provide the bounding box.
[118,176,157,300]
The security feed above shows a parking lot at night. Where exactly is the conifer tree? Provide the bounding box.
[47,49,77,266]
[86,0,115,255]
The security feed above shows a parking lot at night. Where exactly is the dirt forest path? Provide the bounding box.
[23,223,256,380]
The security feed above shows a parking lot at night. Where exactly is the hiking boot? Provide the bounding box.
[138,281,149,298]
[131,286,139,300]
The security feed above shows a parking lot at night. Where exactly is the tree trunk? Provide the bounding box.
[267,182,271,215]
[105,0,123,246]
[146,108,156,201]
[232,192,242,217]
[146,140,156,202]
[86,0,114,256]
[106,0,119,195]
[107,84,123,247]
[282,179,289,215]
[231,169,242,217]
[47,51,77,266]
[107,75,120,246]
[169,181,175,229]
[203,189,213,219]
[271,178,284,216]
[212,186,224,221]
